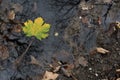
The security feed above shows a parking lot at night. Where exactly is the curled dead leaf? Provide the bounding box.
[61,64,74,77]
[96,47,109,54]
[50,60,61,72]
[90,47,110,55]
[42,71,59,80]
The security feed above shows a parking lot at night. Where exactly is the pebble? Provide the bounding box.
[95,73,98,76]
[89,68,92,71]
[54,32,59,36]
[79,16,82,19]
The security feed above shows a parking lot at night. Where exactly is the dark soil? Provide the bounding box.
[0,0,120,80]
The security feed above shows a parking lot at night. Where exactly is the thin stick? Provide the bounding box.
[14,38,34,67]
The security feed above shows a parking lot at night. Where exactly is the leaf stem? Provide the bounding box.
[14,37,34,67]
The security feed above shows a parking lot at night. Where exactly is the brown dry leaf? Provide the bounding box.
[61,67,71,77]
[107,23,117,36]
[30,55,40,66]
[0,45,9,60]
[42,71,59,80]
[12,24,22,33]
[116,69,120,73]
[96,47,109,54]
[78,56,88,67]
[8,10,15,20]
[61,64,74,77]
[50,61,61,72]
[117,78,120,80]
[53,66,61,72]
[50,58,62,72]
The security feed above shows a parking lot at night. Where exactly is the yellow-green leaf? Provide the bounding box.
[34,17,44,26]
[22,17,50,40]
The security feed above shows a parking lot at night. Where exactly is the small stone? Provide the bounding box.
[95,73,98,76]
[79,16,82,19]
[54,32,59,36]
[89,68,92,71]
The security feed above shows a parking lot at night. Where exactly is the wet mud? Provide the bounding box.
[0,0,120,80]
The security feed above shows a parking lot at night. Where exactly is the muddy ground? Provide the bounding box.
[0,0,120,80]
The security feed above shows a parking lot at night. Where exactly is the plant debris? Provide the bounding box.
[96,47,110,54]
[78,56,88,67]
[42,71,59,80]
[0,45,9,60]
[7,10,15,20]
[29,55,41,66]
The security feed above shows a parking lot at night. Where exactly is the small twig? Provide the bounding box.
[14,37,34,67]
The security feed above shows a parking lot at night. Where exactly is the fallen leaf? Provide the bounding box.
[50,59,61,72]
[117,78,120,80]
[22,17,50,40]
[42,71,59,80]
[0,45,9,60]
[30,55,41,66]
[96,47,109,54]
[53,65,61,72]
[78,56,88,67]
[61,67,71,77]
[116,69,120,73]
[12,24,22,33]
[107,21,120,37]
[8,10,15,20]
[61,63,74,77]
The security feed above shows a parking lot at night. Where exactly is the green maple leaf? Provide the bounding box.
[22,17,50,40]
